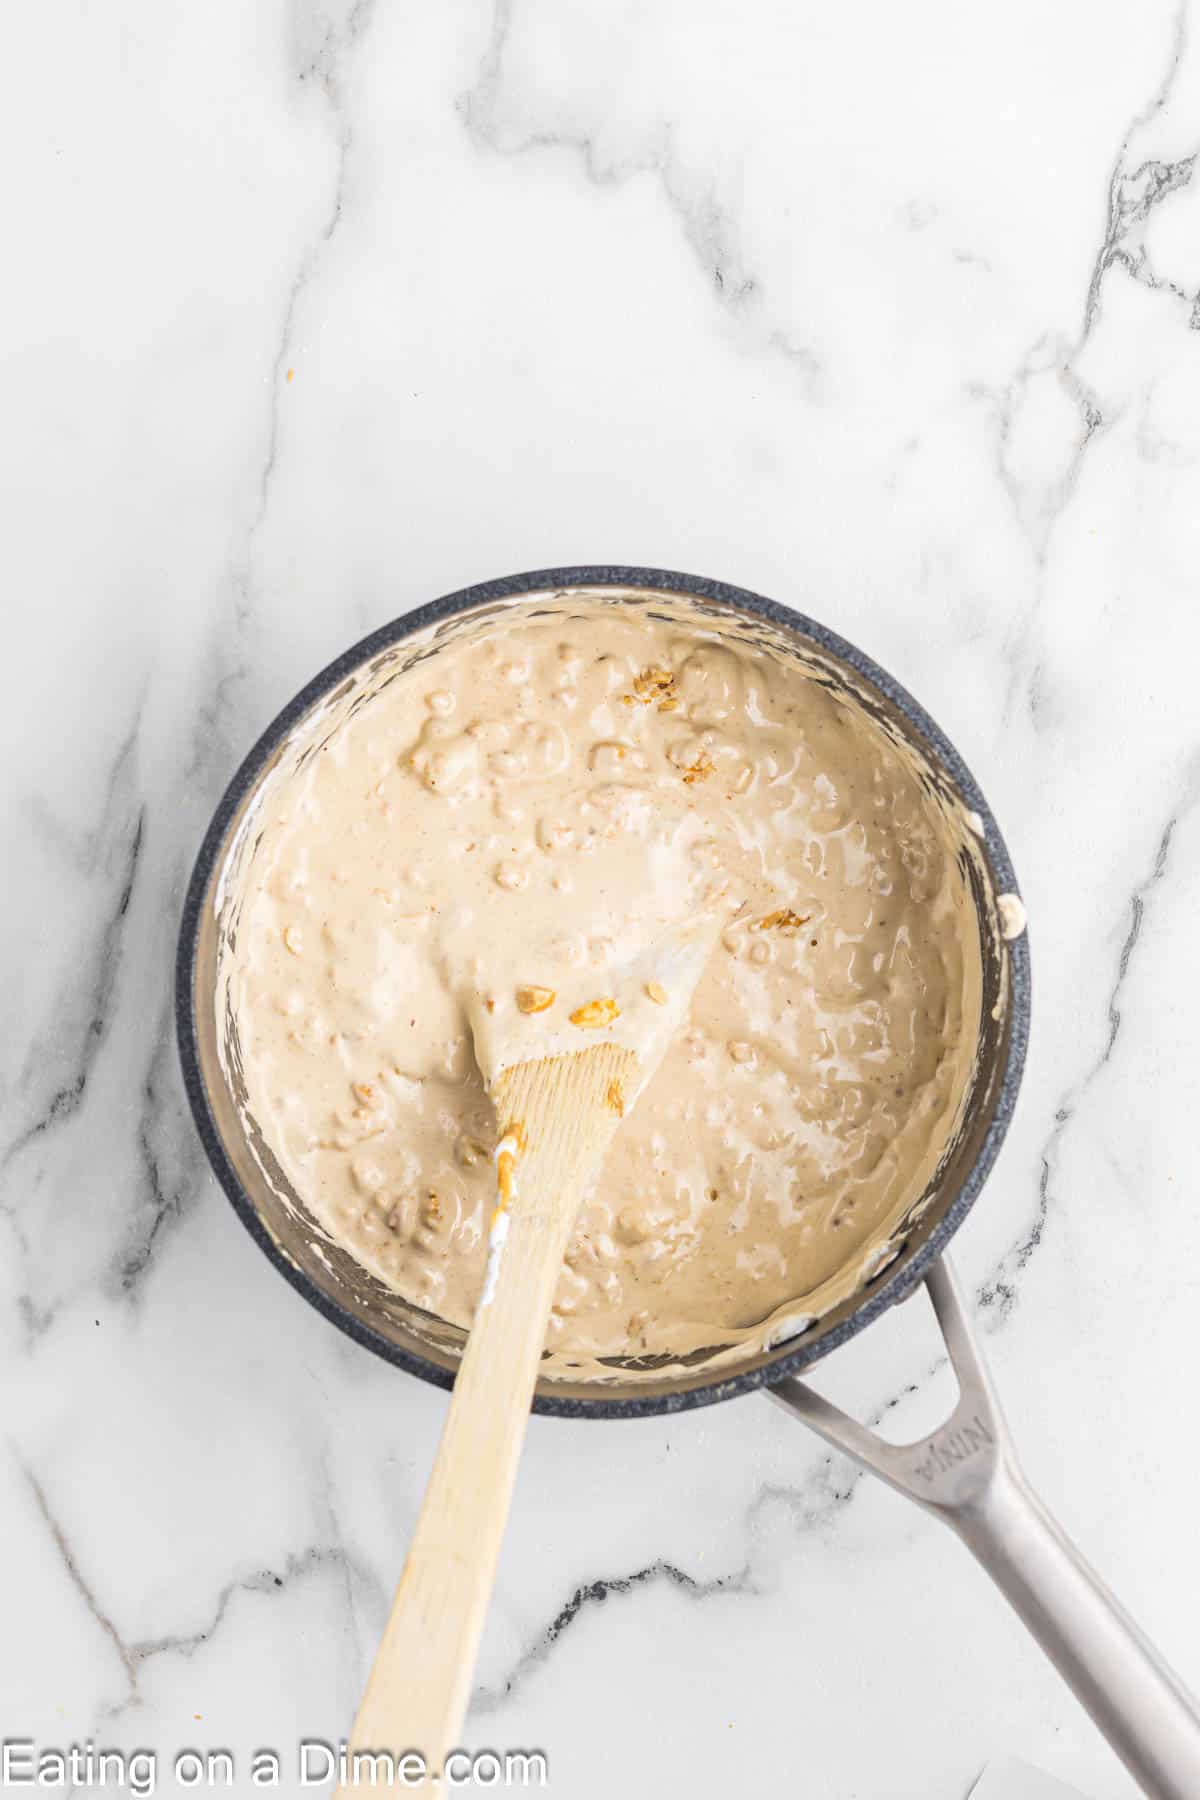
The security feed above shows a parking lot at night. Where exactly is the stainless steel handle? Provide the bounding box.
[769,1258,1200,1799]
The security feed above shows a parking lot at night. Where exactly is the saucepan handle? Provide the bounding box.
[769,1257,1200,1800]
[954,1457,1200,1799]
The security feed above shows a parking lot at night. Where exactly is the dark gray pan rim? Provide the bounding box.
[176,565,1030,1419]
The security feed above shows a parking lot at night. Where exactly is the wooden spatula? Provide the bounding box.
[334,1040,637,1796]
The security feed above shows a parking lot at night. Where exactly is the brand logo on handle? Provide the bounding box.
[911,1413,993,1485]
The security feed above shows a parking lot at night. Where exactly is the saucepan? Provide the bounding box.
[176,567,1200,1798]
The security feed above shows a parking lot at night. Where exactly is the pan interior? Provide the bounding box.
[188,582,1018,1409]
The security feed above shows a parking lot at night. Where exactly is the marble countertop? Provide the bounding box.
[5,2,1200,1795]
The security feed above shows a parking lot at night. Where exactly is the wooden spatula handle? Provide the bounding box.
[336,1047,633,1796]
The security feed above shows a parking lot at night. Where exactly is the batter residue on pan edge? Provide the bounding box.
[224,602,983,1370]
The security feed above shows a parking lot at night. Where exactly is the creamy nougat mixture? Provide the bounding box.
[229,605,981,1364]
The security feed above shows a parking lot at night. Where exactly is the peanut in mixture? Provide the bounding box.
[228,606,981,1366]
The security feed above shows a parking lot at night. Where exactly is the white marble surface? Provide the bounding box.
[4,2,1200,1795]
